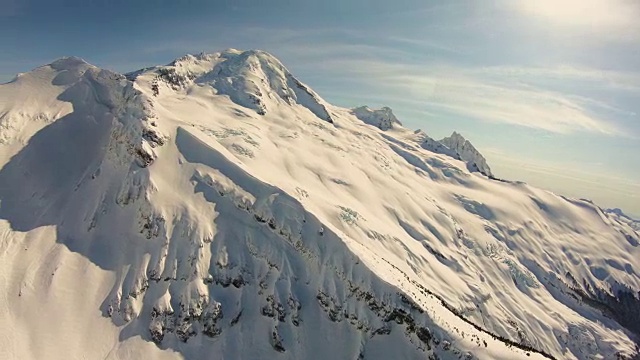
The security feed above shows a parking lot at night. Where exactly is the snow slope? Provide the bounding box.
[1,50,639,360]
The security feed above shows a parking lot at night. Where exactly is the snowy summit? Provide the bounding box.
[439,131,493,177]
[0,49,639,360]
[352,106,402,131]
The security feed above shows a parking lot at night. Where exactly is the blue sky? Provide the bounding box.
[2,0,639,217]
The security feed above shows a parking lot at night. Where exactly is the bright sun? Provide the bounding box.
[516,0,637,29]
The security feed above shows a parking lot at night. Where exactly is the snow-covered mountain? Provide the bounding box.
[1,49,639,360]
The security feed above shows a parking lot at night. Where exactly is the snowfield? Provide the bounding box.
[0,49,639,360]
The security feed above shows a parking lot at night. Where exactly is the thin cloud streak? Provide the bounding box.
[99,24,636,139]
[484,147,640,217]
[469,65,640,92]
[485,147,640,188]
[294,55,631,136]
[513,0,640,31]
[22,23,630,139]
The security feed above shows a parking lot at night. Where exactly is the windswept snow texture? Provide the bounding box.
[1,50,639,360]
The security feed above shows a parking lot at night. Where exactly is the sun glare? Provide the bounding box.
[517,0,636,29]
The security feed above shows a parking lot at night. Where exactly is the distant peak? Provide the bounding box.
[448,131,465,141]
[607,208,625,216]
[352,105,402,131]
[605,208,639,222]
[441,131,469,145]
[439,132,492,176]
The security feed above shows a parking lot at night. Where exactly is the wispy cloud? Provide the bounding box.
[257,32,638,137]
[293,55,635,136]
[421,78,624,135]
[514,0,638,28]
[378,36,469,56]
[469,65,640,92]
[484,146,640,216]
[511,0,640,41]
[485,147,640,187]
[93,24,638,138]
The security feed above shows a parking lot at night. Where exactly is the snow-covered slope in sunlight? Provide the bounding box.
[1,50,639,360]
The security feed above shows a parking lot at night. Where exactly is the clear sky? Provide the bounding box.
[2,0,639,217]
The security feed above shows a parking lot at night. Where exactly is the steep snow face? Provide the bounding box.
[1,51,640,360]
[352,106,402,130]
[440,132,493,177]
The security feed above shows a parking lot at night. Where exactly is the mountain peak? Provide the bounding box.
[449,130,463,139]
[134,49,335,122]
[415,130,492,177]
[439,131,492,176]
[352,105,402,130]
[605,208,640,232]
[5,56,95,85]
[48,56,92,71]
[167,49,283,74]
[606,208,640,222]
